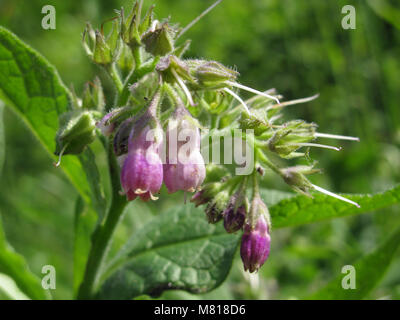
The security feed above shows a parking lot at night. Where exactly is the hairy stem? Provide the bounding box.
[117,56,159,107]
[107,62,123,94]
[77,142,127,299]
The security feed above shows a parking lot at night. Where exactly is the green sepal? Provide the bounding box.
[55,110,97,155]
[142,22,176,57]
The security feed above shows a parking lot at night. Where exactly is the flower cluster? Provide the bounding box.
[54,1,360,273]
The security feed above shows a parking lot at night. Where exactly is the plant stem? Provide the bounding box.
[107,62,123,94]
[77,142,127,299]
[257,150,281,176]
[117,56,159,107]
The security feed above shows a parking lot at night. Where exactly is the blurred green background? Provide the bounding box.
[0,0,399,299]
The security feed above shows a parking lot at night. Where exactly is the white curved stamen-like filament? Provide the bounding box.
[294,143,342,151]
[171,69,195,106]
[312,184,360,208]
[315,132,360,142]
[224,88,250,115]
[226,81,280,105]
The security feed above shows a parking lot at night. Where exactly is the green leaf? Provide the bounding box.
[261,188,294,208]
[0,273,30,300]
[0,26,101,206]
[97,205,240,299]
[367,0,400,30]
[308,225,400,299]
[266,185,400,228]
[0,215,50,300]
[0,101,5,176]
[78,148,107,220]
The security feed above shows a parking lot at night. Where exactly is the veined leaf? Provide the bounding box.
[97,205,240,299]
[0,26,103,207]
[266,185,400,228]
[308,225,400,299]
[0,101,4,176]
[0,215,49,300]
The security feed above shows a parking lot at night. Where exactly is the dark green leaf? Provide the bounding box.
[78,148,107,220]
[97,205,240,299]
[0,101,4,176]
[308,225,400,299]
[0,215,50,300]
[0,26,102,206]
[266,185,400,228]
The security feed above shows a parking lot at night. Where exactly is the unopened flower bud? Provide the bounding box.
[156,55,194,84]
[240,213,271,273]
[120,2,142,49]
[205,190,229,224]
[93,30,113,65]
[83,22,120,66]
[187,60,238,89]
[82,77,105,111]
[55,110,97,155]
[142,22,176,57]
[280,165,319,195]
[223,204,246,233]
[267,120,317,158]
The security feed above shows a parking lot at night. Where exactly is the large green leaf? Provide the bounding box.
[266,185,400,228]
[0,215,49,300]
[97,205,240,299]
[0,101,4,176]
[0,26,102,206]
[308,225,400,299]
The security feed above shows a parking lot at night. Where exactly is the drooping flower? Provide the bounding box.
[120,91,164,201]
[121,150,163,201]
[163,106,205,193]
[240,197,271,273]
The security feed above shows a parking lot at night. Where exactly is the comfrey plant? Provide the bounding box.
[3,0,400,302]
[47,1,358,297]
[53,0,360,282]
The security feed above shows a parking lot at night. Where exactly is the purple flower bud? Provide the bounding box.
[205,190,229,224]
[97,112,115,136]
[240,214,271,273]
[223,204,246,233]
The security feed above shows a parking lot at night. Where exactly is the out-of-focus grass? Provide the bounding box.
[0,0,399,299]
